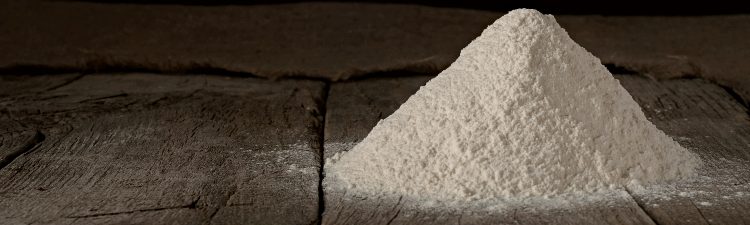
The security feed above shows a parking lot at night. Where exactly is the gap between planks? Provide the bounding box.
[318,82,331,225]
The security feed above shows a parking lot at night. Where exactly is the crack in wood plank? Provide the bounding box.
[625,187,661,225]
[0,131,45,170]
[688,201,711,225]
[77,93,129,103]
[718,84,750,115]
[206,184,237,224]
[63,202,199,219]
[44,74,86,92]
[384,208,401,225]
[317,82,331,225]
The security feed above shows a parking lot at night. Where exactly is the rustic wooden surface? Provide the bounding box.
[618,76,750,225]
[323,75,434,157]
[0,74,326,225]
[322,74,750,225]
[1,2,748,223]
[3,0,750,103]
[0,73,748,224]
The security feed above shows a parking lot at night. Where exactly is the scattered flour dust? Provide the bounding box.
[324,9,701,205]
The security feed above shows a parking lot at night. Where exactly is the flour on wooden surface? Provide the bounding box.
[325,9,700,202]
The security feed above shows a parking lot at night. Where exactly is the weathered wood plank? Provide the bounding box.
[323,75,434,157]
[3,1,749,102]
[618,76,750,225]
[0,74,84,96]
[322,75,663,225]
[0,74,326,225]
[0,74,82,172]
[0,1,493,79]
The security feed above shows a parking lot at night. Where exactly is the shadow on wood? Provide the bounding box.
[322,74,750,225]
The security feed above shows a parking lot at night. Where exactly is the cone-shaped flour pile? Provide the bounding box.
[326,9,700,201]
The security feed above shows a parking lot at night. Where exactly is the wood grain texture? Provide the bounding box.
[617,76,750,225]
[322,74,750,225]
[0,0,493,79]
[558,16,750,106]
[0,74,82,169]
[0,74,326,225]
[323,75,433,157]
[2,0,749,103]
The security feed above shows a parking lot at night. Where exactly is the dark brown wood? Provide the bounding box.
[322,74,750,225]
[0,74,326,225]
[558,16,750,105]
[0,74,83,170]
[2,72,748,224]
[323,76,434,157]
[3,1,750,103]
[0,1,493,79]
[618,76,750,225]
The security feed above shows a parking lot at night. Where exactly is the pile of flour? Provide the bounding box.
[325,9,700,202]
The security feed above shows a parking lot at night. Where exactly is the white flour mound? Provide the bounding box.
[325,9,700,202]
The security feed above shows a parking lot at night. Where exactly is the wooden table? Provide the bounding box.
[2,1,750,224]
[1,72,748,225]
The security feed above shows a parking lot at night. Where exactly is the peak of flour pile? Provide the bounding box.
[325,9,700,202]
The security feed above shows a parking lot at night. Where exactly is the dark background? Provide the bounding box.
[75,0,747,15]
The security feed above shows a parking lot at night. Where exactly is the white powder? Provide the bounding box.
[325,9,700,203]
